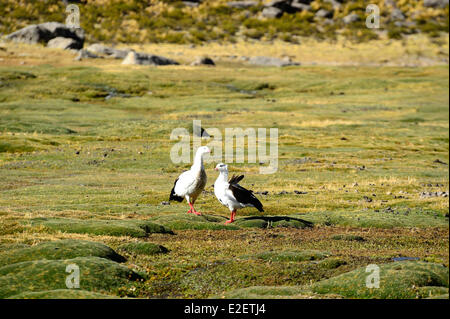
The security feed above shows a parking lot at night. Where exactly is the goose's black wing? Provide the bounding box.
[169,178,184,202]
[228,175,264,212]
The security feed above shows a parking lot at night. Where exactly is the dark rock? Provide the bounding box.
[363,196,373,203]
[191,56,215,66]
[433,159,448,165]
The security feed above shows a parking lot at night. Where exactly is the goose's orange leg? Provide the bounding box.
[225,210,236,224]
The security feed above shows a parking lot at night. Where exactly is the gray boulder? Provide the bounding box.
[227,1,258,9]
[47,37,82,50]
[183,1,200,7]
[122,51,179,66]
[390,8,405,20]
[291,0,313,10]
[248,56,300,67]
[262,6,284,18]
[343,13,361,24]
[423,0,449,8]
[74,49,101,61]
[86,43,131,59]
[6,22,84,47]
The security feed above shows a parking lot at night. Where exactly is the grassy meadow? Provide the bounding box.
[0,40,448,299]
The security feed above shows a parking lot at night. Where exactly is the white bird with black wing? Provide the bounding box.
[214,163,264,224]
[169,146,210,215]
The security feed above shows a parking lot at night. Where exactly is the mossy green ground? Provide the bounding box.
[0,43,448,298]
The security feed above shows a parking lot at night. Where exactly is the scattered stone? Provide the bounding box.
[248,55,300,67]
[423,0,449,9]
[343,13,361,24]
[363,196,373,203]
[390,8,405,21]
[122,51,179,66]
[294,190,308,195]
[420,191,449,198]
[315,9,333,19]
[227,1,258,9]
[262,6,284,18]
[160,201,170,205]
[74,49,101,61]
[85,43,131,59]
[183,1,200,7]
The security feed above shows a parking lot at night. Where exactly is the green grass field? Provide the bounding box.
[0,42,448,299]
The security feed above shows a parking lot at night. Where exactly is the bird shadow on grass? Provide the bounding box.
[234,216,314,229]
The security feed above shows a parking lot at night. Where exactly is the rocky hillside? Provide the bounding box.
[1,0,448,44]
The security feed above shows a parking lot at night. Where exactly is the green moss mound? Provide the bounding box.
[331,234,365,241]
[0,239,126,267]
[220,285,341,299]
[234,216,313,229]
[318,258,347,269]
[297,210,448,228]
[248,250,330,262]
[151,213,239,230]
[8,289,117,299]
[0,256,144,298]
[311,261,449,299]
[27,217,173,237]
[119,242,169,255]
[0,243,29,252]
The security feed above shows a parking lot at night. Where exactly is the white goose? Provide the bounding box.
[169,146,210,215]
[214,163,264,224]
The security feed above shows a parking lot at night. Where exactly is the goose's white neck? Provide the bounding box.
[191,150,205,172]
[216,170,229,183]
